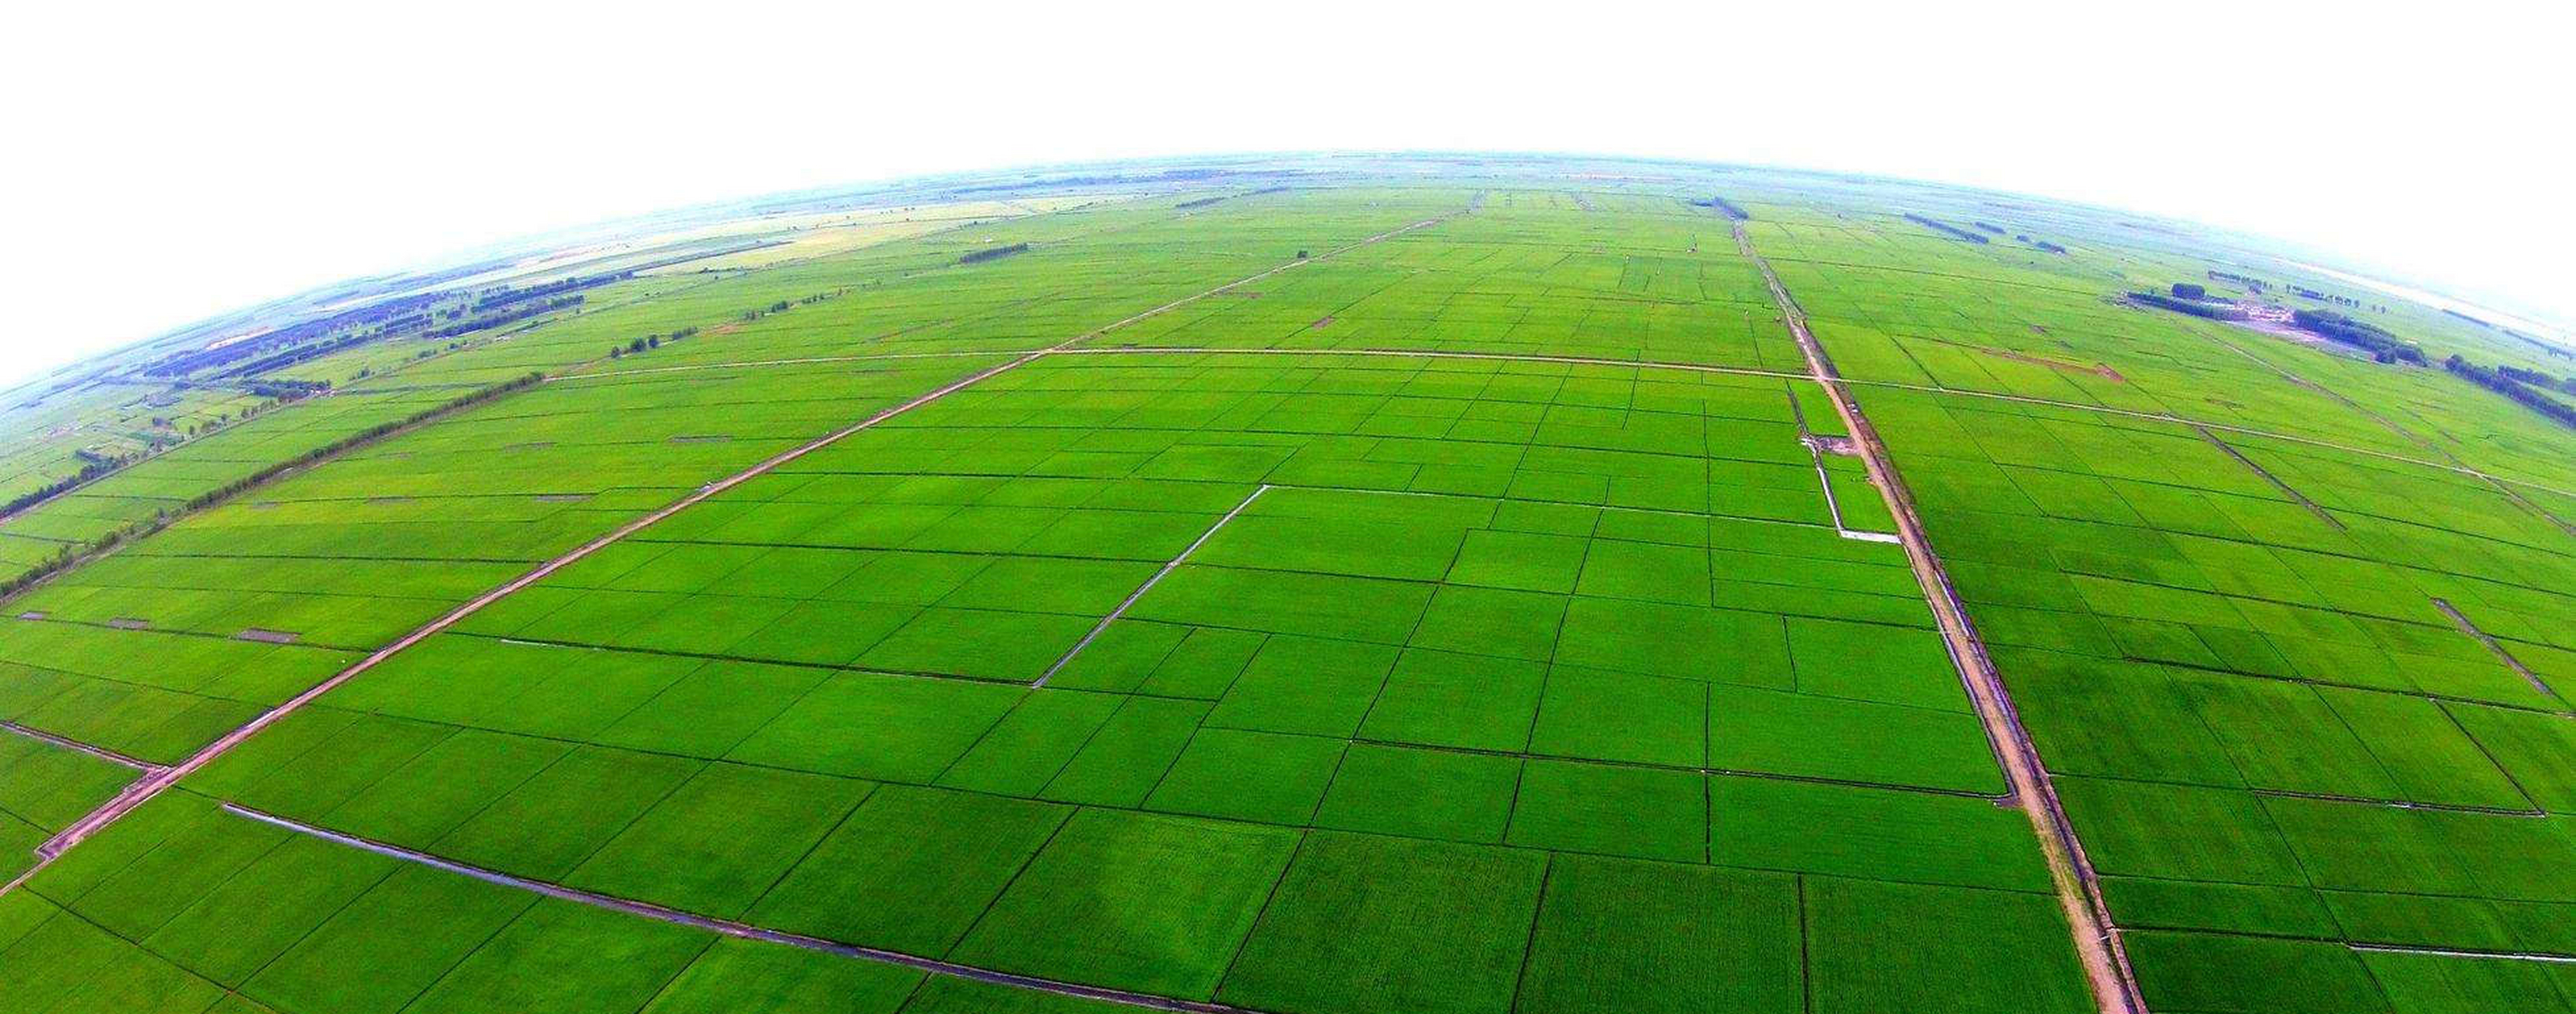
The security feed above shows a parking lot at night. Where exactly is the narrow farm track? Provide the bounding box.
[1736,223,2147,1014]
[221,803,1261,1014]
[1034,483,1273,688]
[0,720,163,772]
[0,215,1451,900]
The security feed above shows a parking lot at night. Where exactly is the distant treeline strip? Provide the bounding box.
[0,372,544,597]
[471,273,626,313]
[1690,196,1751,221]
[2127,290,2240,320]
[2208,270,2268,293]
[2292,309,2425,364]
[1903,214,1989,244]
[1,458,128,520]
[2500,364,2576,396]
[1175,186,1290,211]
[958,242,1030,265]
[426,295,582,339]
[215,332,374,379]
[2448,356,2576,429]
[2,384,328,521]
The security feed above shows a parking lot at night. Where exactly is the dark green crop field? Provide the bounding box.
[4,154,2574,1014]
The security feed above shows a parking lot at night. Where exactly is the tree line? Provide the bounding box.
[2128,290,2242,320]
[2292,310,2425,364]
[1690,196,1751,221]
[0,372,545,597]
[2447,356,2576,429]
[1903,214,1988,244]
[959,242,1031,265]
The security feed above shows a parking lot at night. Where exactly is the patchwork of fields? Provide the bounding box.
[4,162,2575,1014]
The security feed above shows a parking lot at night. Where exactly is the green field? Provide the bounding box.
[3,154,2574,1014]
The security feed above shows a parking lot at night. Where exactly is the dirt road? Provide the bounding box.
[1734,222,2145,1014]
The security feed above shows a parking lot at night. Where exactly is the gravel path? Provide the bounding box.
[1736,221,2146,1014]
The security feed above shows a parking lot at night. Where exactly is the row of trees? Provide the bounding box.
[1903,214,1988,244]
[2447,356,2576,429]
[470,271,630,314]
[2128,290,2243,321]
[2499,364,2576,396]
[2208,270,2266,293]
[2,456,128,517]
[958,242,1031,265]
[1,373,547,597]
[425,295,582,339]
[3,375,328,520]
[608,326,701,360]
[2292,310,2425,364]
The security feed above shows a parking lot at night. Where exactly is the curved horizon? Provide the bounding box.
[4,2,2558,387]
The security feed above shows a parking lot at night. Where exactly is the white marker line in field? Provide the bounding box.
[0,217,1455,898]
[222,803,1254,1014]
[1032,484,1272,688]
[1797,434,1899,544]
[2349,941,2576,964]
[0,721,164,773]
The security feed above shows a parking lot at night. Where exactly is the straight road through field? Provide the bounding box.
[1736,222,2146,1014]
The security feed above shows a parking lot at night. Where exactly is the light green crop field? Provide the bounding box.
[3,154,2574,1014]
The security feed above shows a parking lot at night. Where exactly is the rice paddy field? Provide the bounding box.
[3,154,2574,1013]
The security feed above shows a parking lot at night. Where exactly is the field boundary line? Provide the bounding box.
[1033,484,1272,688]
[1738,222,2146,1014]
[219,802,1259,1014]
[0,720,164,773]
[2430,597,2560,703]
[0,216,1450,899]
[2197,426,2346,532]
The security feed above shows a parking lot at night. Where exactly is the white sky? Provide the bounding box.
[2,1,2563,385]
